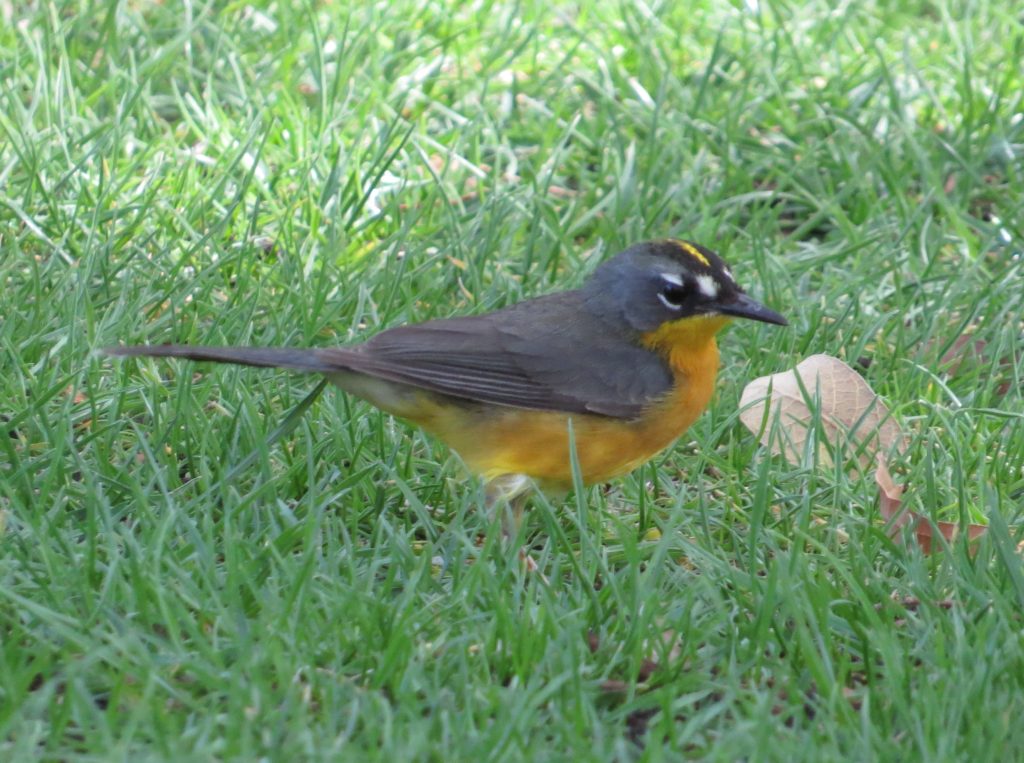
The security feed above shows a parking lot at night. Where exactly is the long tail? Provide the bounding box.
[103,344,348,374]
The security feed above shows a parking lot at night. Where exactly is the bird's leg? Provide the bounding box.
[484,473,531,539]
[483,474,546,580]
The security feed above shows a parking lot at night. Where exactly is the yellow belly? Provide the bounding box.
[432,389,710,490]
[331,317,727,491]
[396,333,721,491]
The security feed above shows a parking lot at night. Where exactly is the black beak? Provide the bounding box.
[716,293,788,326]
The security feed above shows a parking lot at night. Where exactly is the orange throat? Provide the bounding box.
[641,314,731,378]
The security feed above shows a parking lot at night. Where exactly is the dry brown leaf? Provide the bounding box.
[742,356,990,556]
[62,385,88,405]
[930,334,1015,396]
[937,335,990,375]
[875,454,909,529]
[740,354,907,468]
[875,456,986,554]
[588,626,682,693]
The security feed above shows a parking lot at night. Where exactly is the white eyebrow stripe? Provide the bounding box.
[659,272,684,286]
[696,274,719,298]
[722,266,735,283]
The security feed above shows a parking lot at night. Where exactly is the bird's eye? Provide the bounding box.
[658,281,688,309]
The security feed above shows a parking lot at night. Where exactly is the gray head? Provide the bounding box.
[581,239,786,334]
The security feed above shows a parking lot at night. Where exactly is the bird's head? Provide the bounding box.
[582,239,787,348]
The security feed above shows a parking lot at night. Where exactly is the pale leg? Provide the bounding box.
[483,474,547,581]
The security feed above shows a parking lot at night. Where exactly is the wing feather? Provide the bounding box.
[320,292,674,419]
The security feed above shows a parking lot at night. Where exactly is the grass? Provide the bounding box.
[2,0,1023,759]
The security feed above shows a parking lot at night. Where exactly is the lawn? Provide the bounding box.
[2,0,1023,759]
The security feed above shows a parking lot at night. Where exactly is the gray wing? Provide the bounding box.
[324,291,674,419]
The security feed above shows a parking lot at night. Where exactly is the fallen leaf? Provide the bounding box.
[875,455,909,530]
[937,335,989,376]
[929,333,1015,396]
[740,354,907,468]
[743,355,994,556]
[875,456,986,554]
[62,385,88,405]
[588,626,683,694]
[843,686,865,711]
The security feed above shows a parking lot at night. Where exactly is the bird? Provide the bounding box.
[105,239,786,516]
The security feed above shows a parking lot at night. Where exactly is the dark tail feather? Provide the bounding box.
[102,344,348,374]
